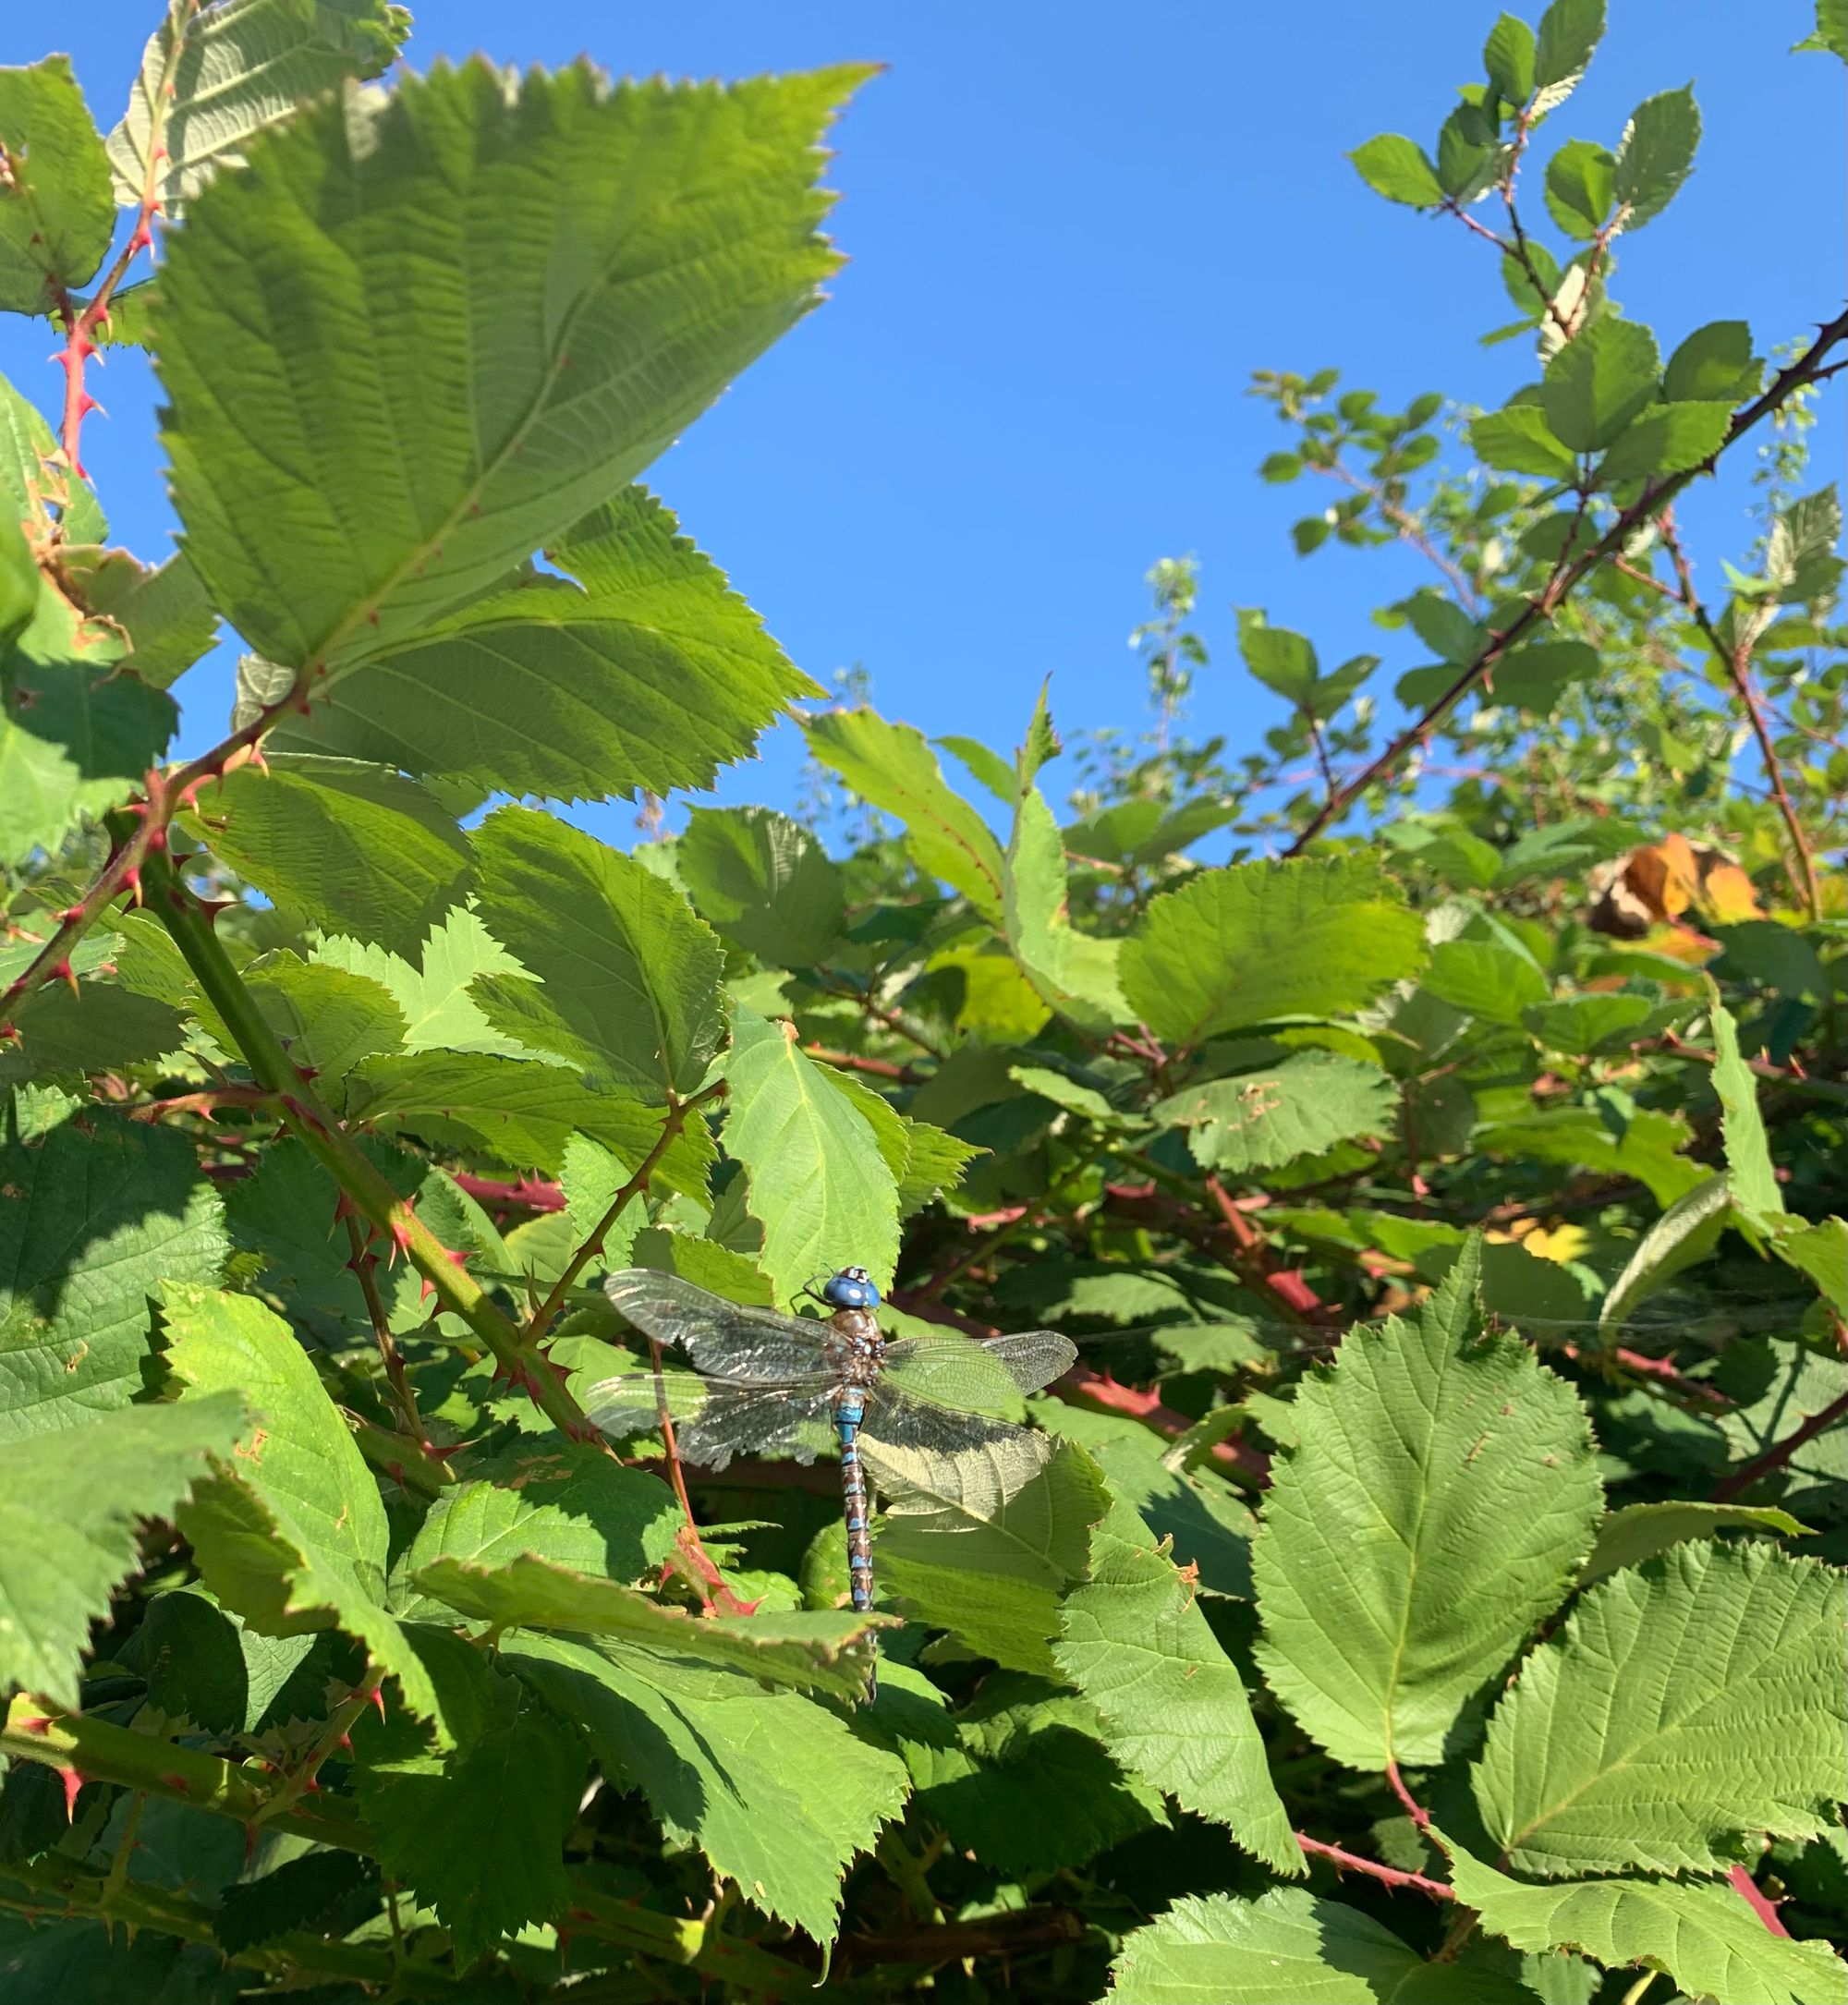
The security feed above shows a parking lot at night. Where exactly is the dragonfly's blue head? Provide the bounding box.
[822,1265,881,1312]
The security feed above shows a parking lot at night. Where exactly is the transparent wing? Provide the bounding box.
[579,1367,836,1470]
[859,1390,1027,1454]
[879,1330,1078,1411]
[603,1269,833,1382]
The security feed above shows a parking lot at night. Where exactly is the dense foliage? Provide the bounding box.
[2,2,1844,2000]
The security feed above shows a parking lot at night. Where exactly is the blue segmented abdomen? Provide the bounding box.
[834,1395,874,1615]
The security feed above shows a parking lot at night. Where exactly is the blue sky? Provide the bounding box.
[6,2,1842,845]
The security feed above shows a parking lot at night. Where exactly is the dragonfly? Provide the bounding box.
[588,1264,1077,1692]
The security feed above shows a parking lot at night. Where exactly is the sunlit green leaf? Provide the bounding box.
[159,59,866,673]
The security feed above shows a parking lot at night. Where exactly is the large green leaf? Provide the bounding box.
[1109,1889,1538,2005]
[158,59,863,673]
[106,0,409,210]
[317,906,534,1058]
[1349,135,1445,210]
[416,1553,885,1699]
[1472,1542,1846,1875]
[506,1630,909,1943]
[1254,1241,1602,1768]
[353,1642,581,1966]
[346,1051,613,1173]
[1003,784,1131,1034]
[238,955,406,1085]
[159,1282,449,1738]
[803,707,1007,920]
[0,972,188,1088]
[1710,998,1782,1225]
[721,1003,898,1299]
[185,757,473,957]
[1612,84,1700,228]
[1476,1107,1705,1208]
[1057,1495,1301,1874]
[1596,400,1732,483]
[469,804,725,1102]
[213,1852,376,1956]
[388,1446,678,1622]
[820,1068,982,1219]
[1422,940,1550,1026]
[904,1675,1163,1873]
[1534,0,1607,95]
[1445,1841,1848,2005]
[128,1584,340,1736]
[269,489,817,802]
[868,1432,1109,1676]
[679,804,844,968]
[0,56,114,314]
[0,577,177,868]
[0,1113,226,1440]
[1152,1051,1397,1173]
[0,1395,246,1706]
[1120,857,1426,1048]
[1540,319,1660,453]
[1471,403,1579,480]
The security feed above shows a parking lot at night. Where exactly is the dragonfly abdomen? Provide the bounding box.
[834,1390,874,1616]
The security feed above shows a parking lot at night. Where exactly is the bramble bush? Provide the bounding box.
[1,2,1845,2000]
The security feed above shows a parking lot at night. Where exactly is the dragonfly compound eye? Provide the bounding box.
[822,1266,881,1311]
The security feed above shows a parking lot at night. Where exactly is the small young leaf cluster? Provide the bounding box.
[1,3,1844,2000]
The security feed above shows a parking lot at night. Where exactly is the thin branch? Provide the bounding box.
[1385,1757,1431,1831]
[804,1043,919,1083]
[1295,1832,1454,1901]
[344,1213,424,1443]
[1728,1864,1792,1938]
[39,5,192,491]
[1310,457,1482,609]
[1710,1386,1848,1503]
[450,1171,565,1213]
[808,970,945,1061]
[1660,512,1821,917]
[1285,309,1848,854]
[647,1334,754,1617]
[1060,1363,1271,1484]
[522,1081,724,1346]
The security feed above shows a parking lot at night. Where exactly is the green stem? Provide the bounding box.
[0,1853,454,1994]
[346,1409,456,1498]
[1,1695,365,1851]
[2,1697,821,1997]
[140,845,592,1440]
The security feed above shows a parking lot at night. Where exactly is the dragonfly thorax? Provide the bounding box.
[826,1306,885,1385]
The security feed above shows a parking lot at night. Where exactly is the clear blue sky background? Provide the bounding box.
[5,3,1842,847]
